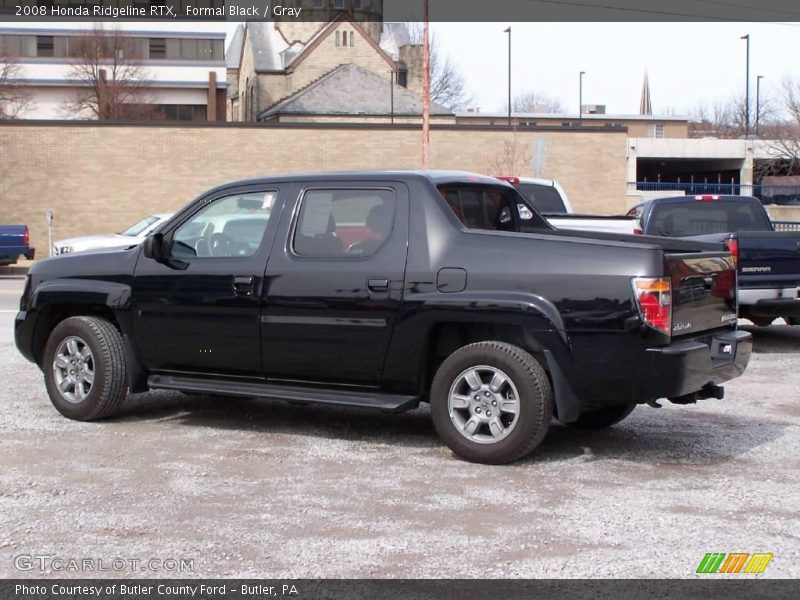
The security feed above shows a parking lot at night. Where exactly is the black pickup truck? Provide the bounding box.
[15,171,752,464]
[628,195,800,326]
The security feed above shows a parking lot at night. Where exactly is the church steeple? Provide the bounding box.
[640,70,653,116]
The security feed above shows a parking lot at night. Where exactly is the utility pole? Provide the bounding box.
[741,34,750,137]
[579,71,585,125]
[756,74,764,138]
[421,0,430,168]
[504,27,511,126]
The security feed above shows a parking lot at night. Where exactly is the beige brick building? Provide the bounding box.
[0,121,628,251]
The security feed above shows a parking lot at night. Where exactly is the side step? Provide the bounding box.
[147,374,420,413]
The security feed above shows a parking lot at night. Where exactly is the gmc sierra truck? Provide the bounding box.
[628,194,800,326]
[15,171,752,464]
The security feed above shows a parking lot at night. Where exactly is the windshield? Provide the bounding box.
[121,216,161,237]
[649,200,772,236]
[515,183,567,214]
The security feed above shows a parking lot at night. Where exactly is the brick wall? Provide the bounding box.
[0,123,628,250]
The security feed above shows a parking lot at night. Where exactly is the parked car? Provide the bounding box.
[52,213,173,255]
[0,225,35,266]
[628,194,800,326]
[499,176,637,234]
[15,172,752,464]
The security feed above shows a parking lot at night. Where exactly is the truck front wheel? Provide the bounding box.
[430,341,553,464]
[563,403,636,430]
[43,316,128,421]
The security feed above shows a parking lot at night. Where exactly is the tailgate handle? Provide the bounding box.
[368,278,390,293]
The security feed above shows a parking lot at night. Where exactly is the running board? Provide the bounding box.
[147,374,420,413]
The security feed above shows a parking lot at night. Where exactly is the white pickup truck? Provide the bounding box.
[499,177,638,235]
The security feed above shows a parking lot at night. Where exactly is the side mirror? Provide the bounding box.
[142,233,165,259]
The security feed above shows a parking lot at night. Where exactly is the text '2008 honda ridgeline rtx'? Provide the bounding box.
[15,171,753,464]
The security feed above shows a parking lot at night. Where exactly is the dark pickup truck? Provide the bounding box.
[15,171,752,464]
[0,225,35,267]
[628,195,800,326]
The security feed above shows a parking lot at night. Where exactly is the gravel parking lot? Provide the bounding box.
[0,277,798,579]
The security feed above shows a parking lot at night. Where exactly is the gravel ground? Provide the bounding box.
[1,278,798,579]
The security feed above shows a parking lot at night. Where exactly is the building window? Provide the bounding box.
[161,104,206,121]
[646,123,665,138]
[354,0,362,8]
[335,31,341,47]
[333,0,344,8]
[349,31,355,47]
[397,69,408,88]
[313,0,323,7]
[149,38,166,59]
[36,36,54,57]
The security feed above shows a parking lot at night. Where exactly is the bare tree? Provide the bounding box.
[510,90,565,114]
[406,23,473,111]
[487,129,530,176]
[0,54,33,119]
[758,78,800,177]
[63,25,155,120]
[689,92,778,139]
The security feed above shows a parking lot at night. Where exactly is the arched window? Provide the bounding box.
[349,31,355,47]
[335,31,341,47]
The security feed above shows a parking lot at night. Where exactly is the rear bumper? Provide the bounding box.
[739,287,800,318]
[634,330,752,401]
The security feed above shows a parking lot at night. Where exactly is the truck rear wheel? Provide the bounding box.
[785,316,798,326]
[43,316,128,421]
[564,403,636,430]
[430,341,553,464]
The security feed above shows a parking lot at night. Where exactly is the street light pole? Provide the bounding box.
[579,71,585,125]
[741,34,750,137]
[504,27,511,126]
[756,75,764,138]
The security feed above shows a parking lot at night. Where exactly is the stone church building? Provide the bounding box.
[225,7,451,123]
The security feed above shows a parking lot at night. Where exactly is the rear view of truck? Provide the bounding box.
[634,195,800,326]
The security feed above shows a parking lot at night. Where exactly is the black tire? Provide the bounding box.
[785,316,798,327]
[430,341,553,465]
[43,316,128,421]
[564,403,636,430]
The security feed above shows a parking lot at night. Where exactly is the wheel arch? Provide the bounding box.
[27,280,148,393]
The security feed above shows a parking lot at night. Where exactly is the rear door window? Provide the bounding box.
[293,188,396,257]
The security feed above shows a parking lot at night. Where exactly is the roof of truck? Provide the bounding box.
[206,170,512,191]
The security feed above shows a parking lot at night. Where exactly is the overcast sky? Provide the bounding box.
[223,21,800,117]
[429,22,800,115]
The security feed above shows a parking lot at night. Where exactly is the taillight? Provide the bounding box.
[633,227,643,235]
[725,237,739,267]
[695,195,719,201]
[22,226,29,247]
[632,277,672,335]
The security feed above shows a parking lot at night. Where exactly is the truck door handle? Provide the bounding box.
[367,278,390,293]
[233,276,254,296]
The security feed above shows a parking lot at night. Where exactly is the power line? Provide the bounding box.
[525,0,800,21]
[691,0,800,19]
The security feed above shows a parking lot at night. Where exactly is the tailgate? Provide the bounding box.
[738,231,800,280]
[666,251,738,336]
